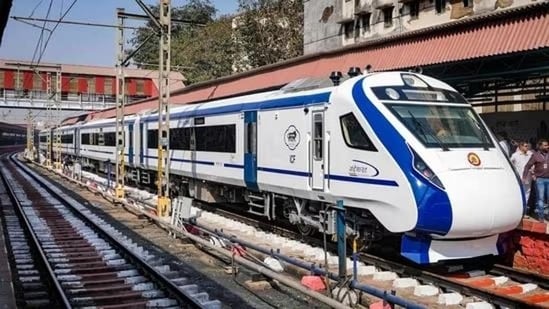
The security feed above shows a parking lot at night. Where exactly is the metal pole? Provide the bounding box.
[54,68,62,169]
[336,200,346,278]
[26,110,34,160]
[115,8,126,200]
[45,71,52,168]
[157,0,171,217]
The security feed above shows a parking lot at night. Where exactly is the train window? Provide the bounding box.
[81,133,90,145]
[170,127,191,150]
[246,122,257,154]
[340,113,377,151]
[103,132,116,146]
[39,135,48,143]
[148,129,158,148]
[61,134,73,144]
[313,113,323,160]
[195,125,236,153]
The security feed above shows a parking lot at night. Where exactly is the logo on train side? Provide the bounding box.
[348,160,379,177]
[467,152,481,166]
[284,125,300,150]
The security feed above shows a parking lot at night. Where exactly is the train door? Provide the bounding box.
[310,111,325,190]
[74,128,80,157]
[244,111,258,191]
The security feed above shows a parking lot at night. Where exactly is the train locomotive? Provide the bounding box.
[39,71,524,264]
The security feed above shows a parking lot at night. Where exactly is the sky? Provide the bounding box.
[0,0,239,67]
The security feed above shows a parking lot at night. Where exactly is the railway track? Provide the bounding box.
[21,157,549,308]
[0,153,221,309]
[188,202,549,308]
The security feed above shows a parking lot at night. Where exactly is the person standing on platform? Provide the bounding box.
[511,141,533,209]
[523,139,549,222]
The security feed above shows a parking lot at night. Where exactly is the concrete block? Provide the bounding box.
[492,276,508,286]
[519,283,538,293]
[413,285,439,297]
[332,287,358,306]
[392,278,419,289]
[465,301,494,309]
[244,279,271,291]
[372,271,398,281]
[356,265,377,276]
[369,301,392,309]
[264,257,284,272]
[301,275,326,291]
[437,292,463,305]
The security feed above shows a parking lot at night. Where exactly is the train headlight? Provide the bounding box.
[411,149,445,190]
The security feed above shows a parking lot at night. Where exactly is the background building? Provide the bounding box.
[304,0,537,54]
[0,59,185,126]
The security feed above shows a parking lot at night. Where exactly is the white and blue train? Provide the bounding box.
[39,71,524,264]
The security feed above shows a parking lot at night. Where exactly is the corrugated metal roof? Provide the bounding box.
[70,2,549,123]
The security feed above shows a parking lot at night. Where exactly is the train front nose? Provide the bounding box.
[439,167,523,238]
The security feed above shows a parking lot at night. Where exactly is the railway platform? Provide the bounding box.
[506,217,549,276]
[0,183,16,308]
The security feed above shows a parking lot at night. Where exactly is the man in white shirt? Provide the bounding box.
[510,141,533,205]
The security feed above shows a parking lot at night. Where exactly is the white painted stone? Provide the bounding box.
[437,292,463,305]
[332,287,359,306]
[264,257,284,272]
[372,271,399,281]
[492,276,508,286]
[465,301,494,309]
[519,283,538,293]
[392,278,419,289]
[356,265,377,276]
[413,285,439,297]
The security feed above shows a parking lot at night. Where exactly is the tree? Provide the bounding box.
[232,0,304,72]
[128,0,221,83]
[172,17,235,83]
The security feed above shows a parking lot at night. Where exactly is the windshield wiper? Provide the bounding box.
[408,111,449,151]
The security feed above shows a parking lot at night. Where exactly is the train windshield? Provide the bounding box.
[385,104,494,149]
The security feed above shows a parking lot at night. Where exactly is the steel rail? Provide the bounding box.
[0,153,72,308]
[490,263,549,290]
[9,154,208,308]
[359,253,547,309]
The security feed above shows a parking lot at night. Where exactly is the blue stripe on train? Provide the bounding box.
[351,78,452,237]
[143,92,331,122]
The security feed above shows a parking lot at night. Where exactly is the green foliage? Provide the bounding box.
[129,0,304,84]
[172,17,234,83]
[129,0,221,84]
[233,0,304,72]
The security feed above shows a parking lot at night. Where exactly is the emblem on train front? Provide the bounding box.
[284,125,300,150]
[467,152,481,166]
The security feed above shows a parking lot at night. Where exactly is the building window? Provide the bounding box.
[435,0,446,13]
[361,13,371,33]
[463,0,470,7]
[343,21,354,39]
[383,7,393,28]
[409,1,420,19]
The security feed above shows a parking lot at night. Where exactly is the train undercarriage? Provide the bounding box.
[70,155,392,251]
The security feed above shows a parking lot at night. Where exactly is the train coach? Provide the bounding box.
[41,71,524,264]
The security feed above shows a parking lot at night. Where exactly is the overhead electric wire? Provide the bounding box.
[30,0,53,66]
[28,0,45,18]
[36,0,78,65]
